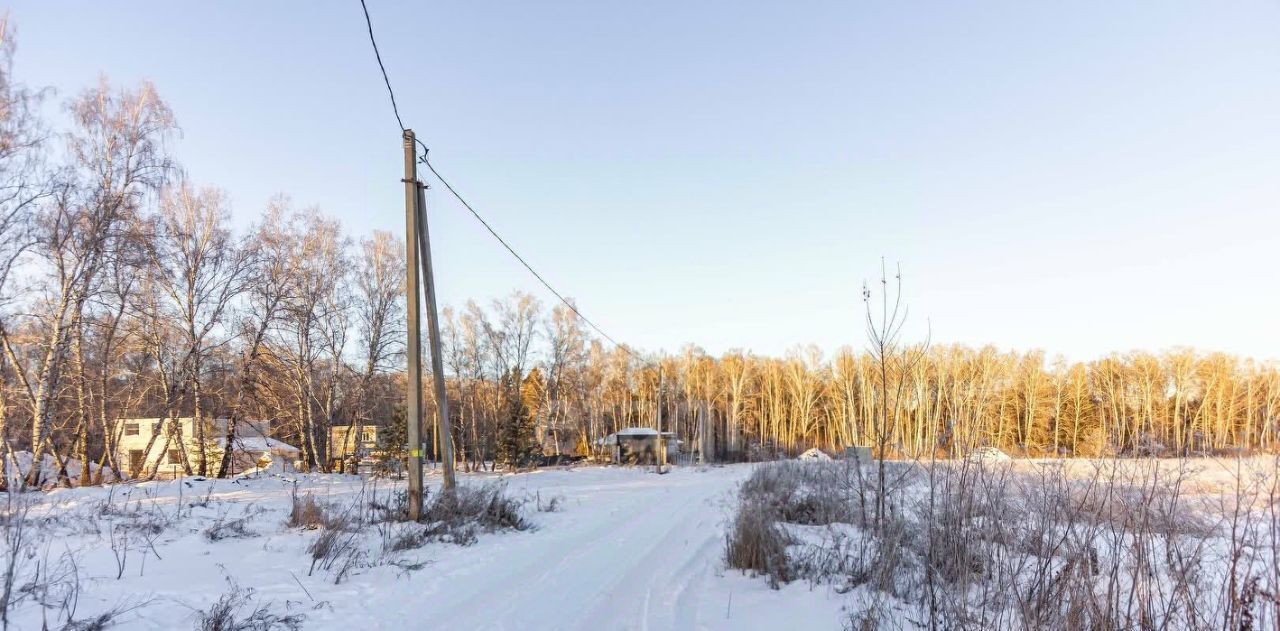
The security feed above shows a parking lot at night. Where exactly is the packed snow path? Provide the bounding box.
[424,466,744,630]
[338,466,845,629]
[18,465,848,630]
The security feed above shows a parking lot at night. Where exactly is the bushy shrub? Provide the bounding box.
[419,483,530,545]
[725,501,792,588]
[727,457,1280,629]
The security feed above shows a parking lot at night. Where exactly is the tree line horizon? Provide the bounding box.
[2,25,1277,486]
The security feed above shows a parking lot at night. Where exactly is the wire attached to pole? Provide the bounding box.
[356,0,636,360]
[420,147,635,357]
[358,0,405,131]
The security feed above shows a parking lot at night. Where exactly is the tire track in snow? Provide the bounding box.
[423,469,735,630]
[574,476,726,630]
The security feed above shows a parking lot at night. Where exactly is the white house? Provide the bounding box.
[114,417,300,478]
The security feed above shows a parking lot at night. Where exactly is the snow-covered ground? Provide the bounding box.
[3,464,849,630]
[18,457,1271,629]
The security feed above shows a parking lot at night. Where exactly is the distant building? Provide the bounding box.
[842,446,873,464]
[329,424,385,473]
[596,428,680,465]
[114,417,300,478]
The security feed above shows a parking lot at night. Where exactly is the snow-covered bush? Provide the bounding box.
[962,446,1010,463]
[727,456,1280,629]
[1,451,118,489]
[738,460,858,526]
[418,482,531,546]
[797,448,832,462]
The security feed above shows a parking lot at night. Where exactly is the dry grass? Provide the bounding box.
[195,578,304,631]
[727,456,1280,629]
[285,489,327,530]
[725,501,792,588]
[204,512,256,542]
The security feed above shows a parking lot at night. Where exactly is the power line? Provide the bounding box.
[420,149,636,357]
[358,0,404,131]
[355,0,637,359]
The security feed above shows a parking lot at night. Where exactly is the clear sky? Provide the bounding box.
[10,1,1280,361]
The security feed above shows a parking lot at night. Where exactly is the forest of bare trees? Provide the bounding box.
[0,22,1277,488]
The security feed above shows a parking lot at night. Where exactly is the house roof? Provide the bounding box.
[116,417,195,423]
[219,436,300,454]
[617,427,660,436]
[595,428,678,446]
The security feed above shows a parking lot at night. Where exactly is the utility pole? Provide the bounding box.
[415,182,457,493]
[698,402,709,465]
[657,363,667,472]
[402,130,424,520]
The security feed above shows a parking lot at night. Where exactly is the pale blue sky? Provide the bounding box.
[11,1,1280,361]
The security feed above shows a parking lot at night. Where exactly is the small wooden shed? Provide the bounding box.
[596,428,679,465]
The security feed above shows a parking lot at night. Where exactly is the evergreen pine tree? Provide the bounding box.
[496,370,541,468]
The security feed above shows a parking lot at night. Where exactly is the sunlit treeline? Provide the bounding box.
[518,341,1280,461]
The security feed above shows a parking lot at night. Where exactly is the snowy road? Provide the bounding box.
[423,467,741,630]
[382,466,846,630]
[19,465,848,630]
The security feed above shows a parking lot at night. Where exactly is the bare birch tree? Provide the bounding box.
[146,182,249,474]
[4,79,173,485]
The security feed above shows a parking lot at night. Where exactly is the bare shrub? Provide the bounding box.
[366,486,408,523]
[86,489,172,584]
[738,461,858,526]
[378,523,430,553]
[194,578,303,631]
[126,509,169,578]
[306,511,362,584]
[187,487,216,511]
[204,516,255,542]
[0,493,34,629]
[726,460,918,590]
[285,490,326,530]
[0,501,150,631]
[730,456,1280,630]
[59,596,153,631]
[417,483,530,546]
[106,525,128,583]
[725,501,791,588]
[534,492,563,513]
[293,481,529,581]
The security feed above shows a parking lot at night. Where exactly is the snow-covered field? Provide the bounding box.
[2,464,849,630]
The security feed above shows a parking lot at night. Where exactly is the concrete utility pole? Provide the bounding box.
[403,130,425,520]
[698,402,709,465]
[415,183,457,493]
[657,364,668,471]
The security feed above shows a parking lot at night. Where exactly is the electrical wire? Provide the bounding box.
[358,0,405,131]
[356,0,636,358]
[420,147,635,357]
